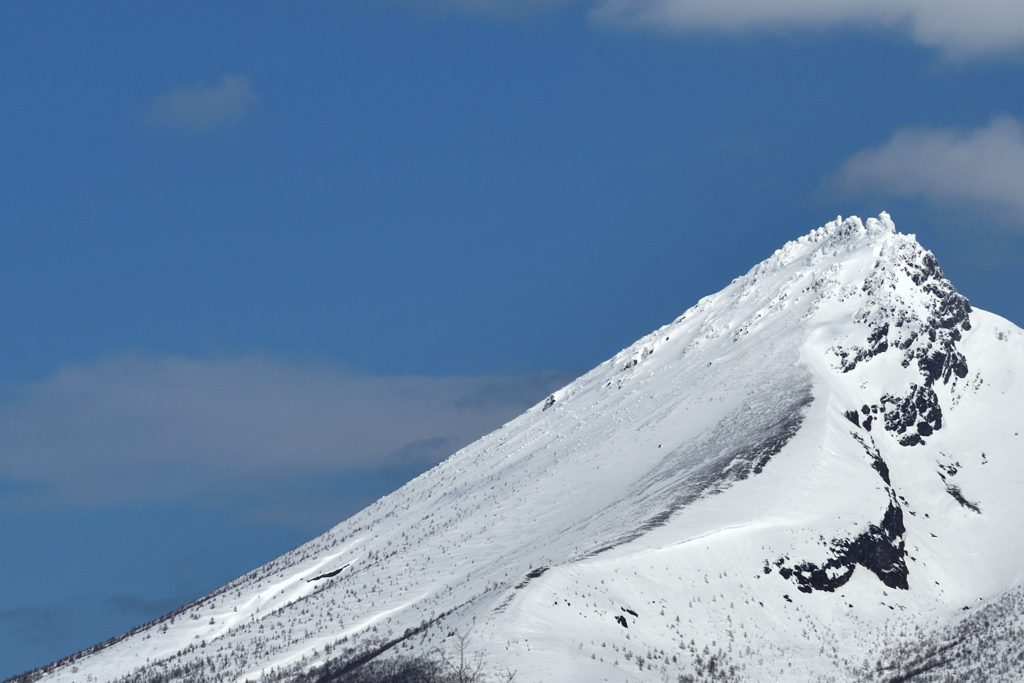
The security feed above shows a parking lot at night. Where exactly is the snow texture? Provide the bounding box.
[11,214,1024,683]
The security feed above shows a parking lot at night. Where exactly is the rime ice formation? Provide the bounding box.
[13,215,1024,683]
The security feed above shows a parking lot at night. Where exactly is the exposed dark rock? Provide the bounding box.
[514,566,549,589]
[918,348,969,387]
[881,384,942,447]
[836,323,892,373]
[775,502,908,592]
[899,433,925,447]
[869,323,890,352]
[944,484,981,514]
[831,245,971,458]
[307,565,350,582]
[852,433,890,485]
[936,463,980,513]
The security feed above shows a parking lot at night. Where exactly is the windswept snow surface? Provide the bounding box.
[14,214,1024,683]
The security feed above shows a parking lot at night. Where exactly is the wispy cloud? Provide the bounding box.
[411,0,1024,58]
[0,355,571,516]
[0,596,178,675]
[142,74,256,131]
[829,115,1024,225]
[0,605,69,648]
[593,0,1024,57]
[105,595,180,619]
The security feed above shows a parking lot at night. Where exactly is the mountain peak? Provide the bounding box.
[16,215,1024,683]
[618,214,966,392]
[735,212,896,288]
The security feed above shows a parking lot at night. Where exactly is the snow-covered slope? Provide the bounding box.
[14,214,1024,683]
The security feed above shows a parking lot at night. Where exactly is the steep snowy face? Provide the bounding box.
[16,215,1024,683]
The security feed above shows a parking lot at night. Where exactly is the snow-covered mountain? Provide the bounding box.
[13,214,1024,683]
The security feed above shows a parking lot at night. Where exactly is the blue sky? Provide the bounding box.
[3,0,1024,677]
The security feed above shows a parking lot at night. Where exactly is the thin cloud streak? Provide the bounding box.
[142,74,257,130]
[830,115,1024,225]
[0,355,572,511]
[0,605,70,648]
[409,0,1024,57]
[592,0,1024,57]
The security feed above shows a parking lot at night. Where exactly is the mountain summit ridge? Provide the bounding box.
[14,215,1024,683]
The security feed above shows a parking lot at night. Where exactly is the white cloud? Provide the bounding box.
[584,0,1024,58]
[397,0,1024,57]
[142,75,256,130]
[830,115,1024,224]
[0,355,571,512]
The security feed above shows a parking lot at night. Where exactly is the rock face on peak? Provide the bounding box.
[13,215,1024,683]
[820,218,973,449]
